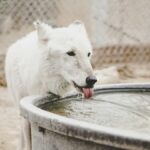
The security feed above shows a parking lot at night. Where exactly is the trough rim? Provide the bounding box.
[20,83,150,150]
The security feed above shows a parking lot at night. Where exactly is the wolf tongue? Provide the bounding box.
[82,88,93,98]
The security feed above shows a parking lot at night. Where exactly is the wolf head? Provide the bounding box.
[34,21,97,97]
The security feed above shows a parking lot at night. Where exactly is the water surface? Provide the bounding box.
[43,92,150,134]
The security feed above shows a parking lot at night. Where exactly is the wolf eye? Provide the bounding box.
[67,51,75,56]
[88,52,91,57]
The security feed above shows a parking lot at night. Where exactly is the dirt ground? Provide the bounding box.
[0,87,19,150]
[1,65,150,150]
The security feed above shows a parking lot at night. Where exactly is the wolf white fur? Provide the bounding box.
[5,21,93,100]
[5,21,94,150]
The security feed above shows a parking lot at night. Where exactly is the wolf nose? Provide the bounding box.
[86,75,97,88]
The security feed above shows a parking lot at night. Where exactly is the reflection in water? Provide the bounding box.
[43,92,150,134]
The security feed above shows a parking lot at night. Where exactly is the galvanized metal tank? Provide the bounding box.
[20,83,150,150]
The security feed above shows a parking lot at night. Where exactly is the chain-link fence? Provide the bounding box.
[0,0,150,83]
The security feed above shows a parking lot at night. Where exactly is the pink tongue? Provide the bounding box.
[82,88,93,98]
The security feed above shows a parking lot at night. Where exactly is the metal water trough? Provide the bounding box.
[20,83,150,150]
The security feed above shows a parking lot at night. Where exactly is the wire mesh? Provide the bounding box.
[0,0,150,83]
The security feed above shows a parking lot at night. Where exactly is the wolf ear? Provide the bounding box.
[33,20,52,42]
[69,20,87,34]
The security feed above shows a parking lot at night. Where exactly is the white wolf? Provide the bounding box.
[5,21,97,150]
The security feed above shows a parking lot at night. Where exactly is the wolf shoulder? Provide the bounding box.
[7,31,38,57]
